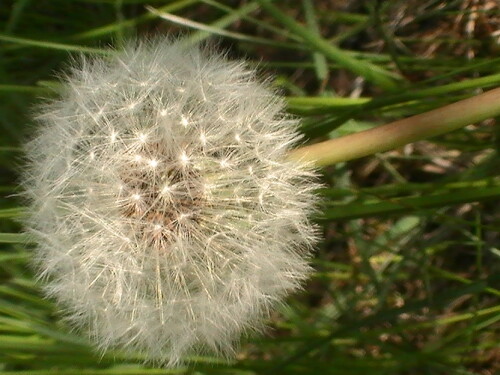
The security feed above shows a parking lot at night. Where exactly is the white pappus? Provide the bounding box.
[22,39,320,366]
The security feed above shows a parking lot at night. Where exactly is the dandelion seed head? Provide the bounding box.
[22,39,319,367]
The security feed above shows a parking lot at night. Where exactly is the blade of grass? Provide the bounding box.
[288,96,370,109]
[320,178,500,199]
[367,1,408,73]
[0,252,29,262]
[429,267,500,297]
[302,0,328,83]
[0,207,25,219]
[256,0,401,90]
[146,6,302,50]
[0,285,51,309]
[0,34,109,54]
[70,0,196,41]
[0,84,48,94]
[185,1,263,45]
[4,0,31,33]
[321,184,500,221]
[200,0,299,41]
[0,233,29,243]
[294,72,500,115]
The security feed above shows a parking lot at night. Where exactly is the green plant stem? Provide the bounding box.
[289,86,500,166]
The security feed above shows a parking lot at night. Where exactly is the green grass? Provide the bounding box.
[0,0,498,374]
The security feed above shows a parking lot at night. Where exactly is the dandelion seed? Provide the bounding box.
[22,38,319,367]
[219,159,231,169]
[179,151,190,165]
[180,115,189,127]
[199,132,207,145]
[161,184,172,195]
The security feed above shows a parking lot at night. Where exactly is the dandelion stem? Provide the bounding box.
[289,86,500,166]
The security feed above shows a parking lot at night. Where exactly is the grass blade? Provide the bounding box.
[321,185,500,221]
[256,0,401,90]
[0,233,29,243]
[0,34,109,54]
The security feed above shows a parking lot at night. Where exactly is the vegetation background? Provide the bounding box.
[0,0,499,374]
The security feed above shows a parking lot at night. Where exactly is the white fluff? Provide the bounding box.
[22,39,319,366]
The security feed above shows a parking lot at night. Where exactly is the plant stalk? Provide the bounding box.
[288,87,500,166]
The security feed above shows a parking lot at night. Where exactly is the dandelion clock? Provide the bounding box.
[22,39,319,366]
